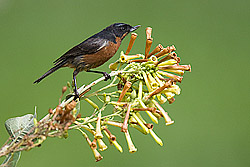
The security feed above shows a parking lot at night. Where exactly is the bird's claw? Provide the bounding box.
[103,72,111,81]
[74,89,80,101]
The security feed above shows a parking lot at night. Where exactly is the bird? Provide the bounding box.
[33,23,141,99]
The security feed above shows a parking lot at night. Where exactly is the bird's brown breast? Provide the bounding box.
[82,38,122,70]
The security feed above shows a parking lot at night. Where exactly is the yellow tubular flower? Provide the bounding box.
[139,100,158,124]
[157,59,177,66]
[120,51,144,63]
[149,129,163,146]
[124,130,137,153]
[142,71,152,92]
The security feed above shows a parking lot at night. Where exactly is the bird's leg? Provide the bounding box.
[73,70,80,100]
[86,70,111,81]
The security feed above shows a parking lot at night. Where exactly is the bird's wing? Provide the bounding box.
[53,36,109,65]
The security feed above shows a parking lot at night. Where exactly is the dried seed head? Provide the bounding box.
[64,122,72,130]
[55,116,61,121]
[76,113,81,119]
[48,108,53,114]
[56,106,63,114]
[65,100,77,112]
[62,86,67,94]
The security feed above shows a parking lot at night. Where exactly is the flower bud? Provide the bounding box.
[84,98,99,109]
[131,89,137,99]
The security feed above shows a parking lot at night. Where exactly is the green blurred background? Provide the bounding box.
[1,0,249,166]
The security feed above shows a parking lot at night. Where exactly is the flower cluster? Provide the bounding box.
[74,27,191,161]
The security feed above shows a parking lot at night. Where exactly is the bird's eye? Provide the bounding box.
[121,27,125,31]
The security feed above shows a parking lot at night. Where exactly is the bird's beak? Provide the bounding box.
[130,25,141,32]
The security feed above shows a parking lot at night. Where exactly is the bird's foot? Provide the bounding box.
[103,72,111,81]
[73,89,80,101]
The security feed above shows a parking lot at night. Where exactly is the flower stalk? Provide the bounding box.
[121,104,132,132]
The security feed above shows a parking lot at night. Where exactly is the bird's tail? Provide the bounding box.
[33,61,66,84]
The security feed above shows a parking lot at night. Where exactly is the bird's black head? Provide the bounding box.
[105,23,141,39]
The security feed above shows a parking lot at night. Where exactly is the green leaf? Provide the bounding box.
[5,114,35,141]
[1,152,21,167]
[1,113,36,167]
